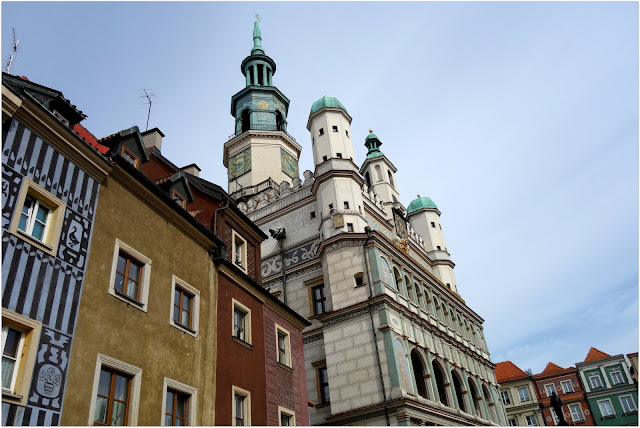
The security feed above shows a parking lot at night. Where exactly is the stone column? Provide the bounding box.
[425,349,440,403]
[599,366,612,388]
[267,69,272,85]
[461,369,475,416]
[620,361,634,384]
[252,64,258,85]
[580,370,591,392]
[490,384,505,424]
[444,360,459,410]
[262,65,268,86]
[245,70,251,86]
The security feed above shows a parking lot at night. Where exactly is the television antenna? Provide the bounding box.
[5,28,20,74]
[138,89,158,131]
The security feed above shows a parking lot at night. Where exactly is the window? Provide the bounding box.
[322,155,327,161]
[232,386,251,426]
[508,418,517,426]
[436,245,441,250]
[620,395,637,414]
[311,284,326,315]
[232,230,247,273]
[344,201,349,209]
[121,145,139,168]
[544,383,555,397]
[318,128,324,136]
[561,380,573,393]
[611,371,624,385]
[278,406,295,426]
[336,152,342,158]
[345,130,349,137]
[171,189,187,209]
[9,177,66,255]
[589,375,603,389]
[162,378,197,426]
[431,222,436,228]
[109,239,152,311]
[347,223,353,232]
[317,365,330,404]
[328,203,333,210]
[310,211,316,220]
[332,125,338,132]
[89,354,142,426]
[232,299,251,344]
[526,415,538,426]
[598,399,615,418]
[550,408,560,425]
[354,272,364,287]
[2,326,24,393]
[275,324,291,367]
[501,390,512,405]
[569,404,585,422]
[517,386,530,402]
[170,276,200,336]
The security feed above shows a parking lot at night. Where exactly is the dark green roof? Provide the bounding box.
[310,96,348,116]
[407,195,438,213]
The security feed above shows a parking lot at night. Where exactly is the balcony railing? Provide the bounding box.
[228,125,297,142]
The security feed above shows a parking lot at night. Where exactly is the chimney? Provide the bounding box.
[141,127,165,152]
[181,163,201,177]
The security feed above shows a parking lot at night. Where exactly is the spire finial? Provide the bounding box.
[417,194,420,198]
[369,129,373,133]
[252,15,264,54]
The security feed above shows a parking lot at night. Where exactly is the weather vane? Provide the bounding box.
[255,13,261,22]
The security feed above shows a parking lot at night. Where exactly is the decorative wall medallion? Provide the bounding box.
[36,364,62,397]
[257,101,268,110]
[57,211,91,269]
[393,209,408,239]
[228,148,251,181]
[281,149,299,179]
[29,329,71,410]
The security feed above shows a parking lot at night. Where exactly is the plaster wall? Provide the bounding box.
[308,111,354,166]
[364,160,398,205]
[324,246,369,312]
[61,174,218,426]
[317,177,368,239]
[304,338,328,425]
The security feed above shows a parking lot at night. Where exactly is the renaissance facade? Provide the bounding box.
[224,20,506,426]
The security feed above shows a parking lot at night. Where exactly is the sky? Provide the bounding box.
[2,1,638,374]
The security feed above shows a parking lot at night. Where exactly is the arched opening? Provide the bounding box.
[452,371,467,412]
[468,378,483,417]
[411,350,429,399]
[482,385,496,422]
[379,257,392,288]
[276,110,284,131]
[388,170,395,188]
[375,165,383,182]
[257,64,264,85]
[393,268,402,292]
[432,360,449,406]
[241,109,250,132]
[364,172,372,189]
[405,276,415,304]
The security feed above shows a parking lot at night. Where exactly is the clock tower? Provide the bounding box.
[223,18,301,198]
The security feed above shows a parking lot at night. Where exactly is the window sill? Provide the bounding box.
[2,390,23,401]
[315,402,330,409]
[623,411,637,416]
[573,419,586,424]
[170,321,198,338]
[114,290,145,307]
[13,229,56,256]
[602,415,616,419]
[278,362,293,372]
[232,336,253,349]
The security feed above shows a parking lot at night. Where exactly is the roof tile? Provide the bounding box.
[584,347,611,362]
[495,361,528,383]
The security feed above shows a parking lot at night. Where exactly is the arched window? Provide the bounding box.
[388,170,395,188]
[411,350,429,399]
[452,371,467,412]
[432,360,449,406]
[375,165,383,182]
[364,172,372,189]
[482,384,497,422]
[393,268,402,293]
[404,276,415,303]
[241,109,250,132]
[468,378,483,417]
[379,257,392,288]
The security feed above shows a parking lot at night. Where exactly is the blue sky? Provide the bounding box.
[3,1,638,374]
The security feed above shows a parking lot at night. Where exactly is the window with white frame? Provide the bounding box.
[561,380,573,393]
[620,395,637,414]
[109,239,152,311]
[162,378,197,426]
[232,299,251,345]
[544,383,556,397]
[89,354,142,426]
[589,375,603,389]
[569,403,585,422]
[598,399,615,418]
[278,406,295,426]
[275,323,291,367]
[501,390,511,405]
[610,370,624,385]
[232,386,251,426]
[1,310,41,406]
[232,230,247,272]
[9,177,66,256]
[551,408,560,425]
[170,276,200,337]
[526,415,538,426]
[517,386,530,402]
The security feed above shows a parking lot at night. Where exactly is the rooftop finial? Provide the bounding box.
[369,129,373,133]
[252,14,264,55]
[417,194,420,197]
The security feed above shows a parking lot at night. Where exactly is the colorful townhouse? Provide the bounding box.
[495,361,543,426]
[576,347,638,426]
[532,362,595,426]
[1,73,110,424]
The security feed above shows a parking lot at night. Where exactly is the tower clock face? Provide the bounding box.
[394,209,408,239]
[281,149,299,178]
[228,148,252,181]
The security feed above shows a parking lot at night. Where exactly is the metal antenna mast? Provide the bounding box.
[138,89,158,131]
[5,28,20,74]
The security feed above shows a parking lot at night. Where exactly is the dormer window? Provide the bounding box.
[121,145,139,168]
[171,189,187,209]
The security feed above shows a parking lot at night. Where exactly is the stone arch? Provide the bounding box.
[467,377,483,417]
[482,384,497,422]
[364,171,372,189]
[410,349,429,399]
[393,267,403,293]
[241,108,250,132]
[451,369,467,412]
[388,169,395,188]
[375,164,383,181]
[379,256,392,288]
[431,359,449,407]
[404,275,415,304]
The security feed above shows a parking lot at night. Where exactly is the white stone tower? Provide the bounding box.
[407,195,459,293]
[307,96,368,239]
[359,130,400,220]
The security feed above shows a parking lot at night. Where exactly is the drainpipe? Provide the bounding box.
[213,200,229,238]
[269,228,287,305]
[363,226,390,426]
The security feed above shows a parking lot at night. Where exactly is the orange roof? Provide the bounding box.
[495,361,528,383]
[73,123,109,155]
[584,347,611,362]
[537,362,568,376]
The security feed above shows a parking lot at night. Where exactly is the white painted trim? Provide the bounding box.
[232,385,251,426]
[543,383,555,397]
[568,403,585,422]
[232,298,252,344]
[275,322,292,367]
[231,230,248,273]
[161,377,198,426]
[87,354,142,426]
[619,394,637,414]
[277,405,296,426]
[169,275,200,338]
[108,239,152,312]
[597,398,615,417]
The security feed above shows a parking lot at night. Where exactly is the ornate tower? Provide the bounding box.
[359,130,400,220]
[224,19,302,197]
[307,96,368,239]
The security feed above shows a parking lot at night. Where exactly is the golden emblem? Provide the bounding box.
[395,238,409,256]
[257,101,268,109]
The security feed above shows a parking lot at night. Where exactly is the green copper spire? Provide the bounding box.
[252,15,264,55]
[364,129,384,159]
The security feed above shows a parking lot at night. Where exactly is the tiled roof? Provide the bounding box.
[495,361,528,383]
[584,347,611,362]
[538,362,567,376]
[73,123,109,155]
[154,174,175,185]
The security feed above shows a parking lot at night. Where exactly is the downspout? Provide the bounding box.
[213,200,229,238]
[269,228,287,305]
[363,226,390,426]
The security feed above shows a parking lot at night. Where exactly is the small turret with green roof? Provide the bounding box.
[309,96,349,116]
[364,129,384,159]
[407,194,438,213]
